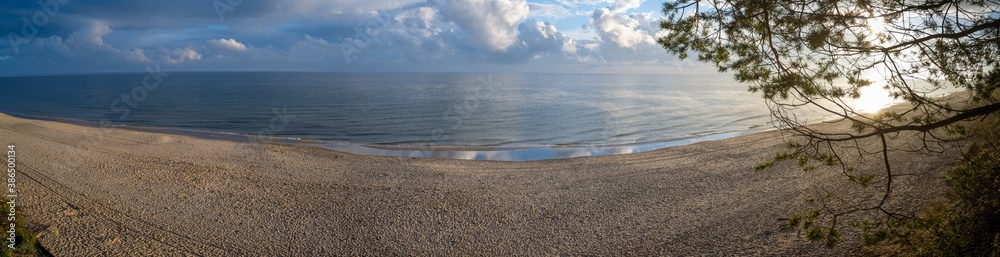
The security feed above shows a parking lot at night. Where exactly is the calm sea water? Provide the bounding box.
[0,72,776,159]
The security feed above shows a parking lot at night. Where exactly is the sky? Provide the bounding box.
[0,0,707,75]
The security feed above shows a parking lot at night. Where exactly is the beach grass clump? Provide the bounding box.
[0,202,38,257]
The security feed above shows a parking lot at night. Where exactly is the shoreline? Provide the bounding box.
[0,110,776,161]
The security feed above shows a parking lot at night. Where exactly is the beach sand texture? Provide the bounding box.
[0,111,955,256]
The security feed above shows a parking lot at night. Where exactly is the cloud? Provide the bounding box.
[591,4,655,48]
[584,1,673,65]
[435,0,530,52]
[288,35,342,60]
[528,3,583,19]
[497,20,576,63]
[571,40,604,63]
[555,0,616,7]
[373,7,453,62]
[0,0,685,74]
[208,38,248,51]
[162,47,202,64]
[610,0,644,12]
[67,22,113,47]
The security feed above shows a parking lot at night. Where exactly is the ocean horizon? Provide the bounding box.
[0,71,783,160]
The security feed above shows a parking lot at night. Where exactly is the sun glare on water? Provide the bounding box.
[853,84,895,114]
[850,19,899,114]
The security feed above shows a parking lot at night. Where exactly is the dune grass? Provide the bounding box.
[0,201,38,257]
[862,116,1000,256]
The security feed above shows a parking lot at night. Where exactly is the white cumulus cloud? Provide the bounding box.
[208,38,248,51]
[610,0,644,11]
[436,0,530,52]
[162,47,202,64]
[591,6,655,48]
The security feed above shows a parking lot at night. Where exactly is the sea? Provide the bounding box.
[0,72,784,161]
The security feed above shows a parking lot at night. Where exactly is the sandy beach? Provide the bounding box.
[1,111,956,256]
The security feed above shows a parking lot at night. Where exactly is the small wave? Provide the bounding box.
[727,114,769,125]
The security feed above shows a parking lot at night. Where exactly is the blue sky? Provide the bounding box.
[0,0,705,75]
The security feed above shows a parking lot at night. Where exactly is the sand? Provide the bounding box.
[0,109,958,256]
